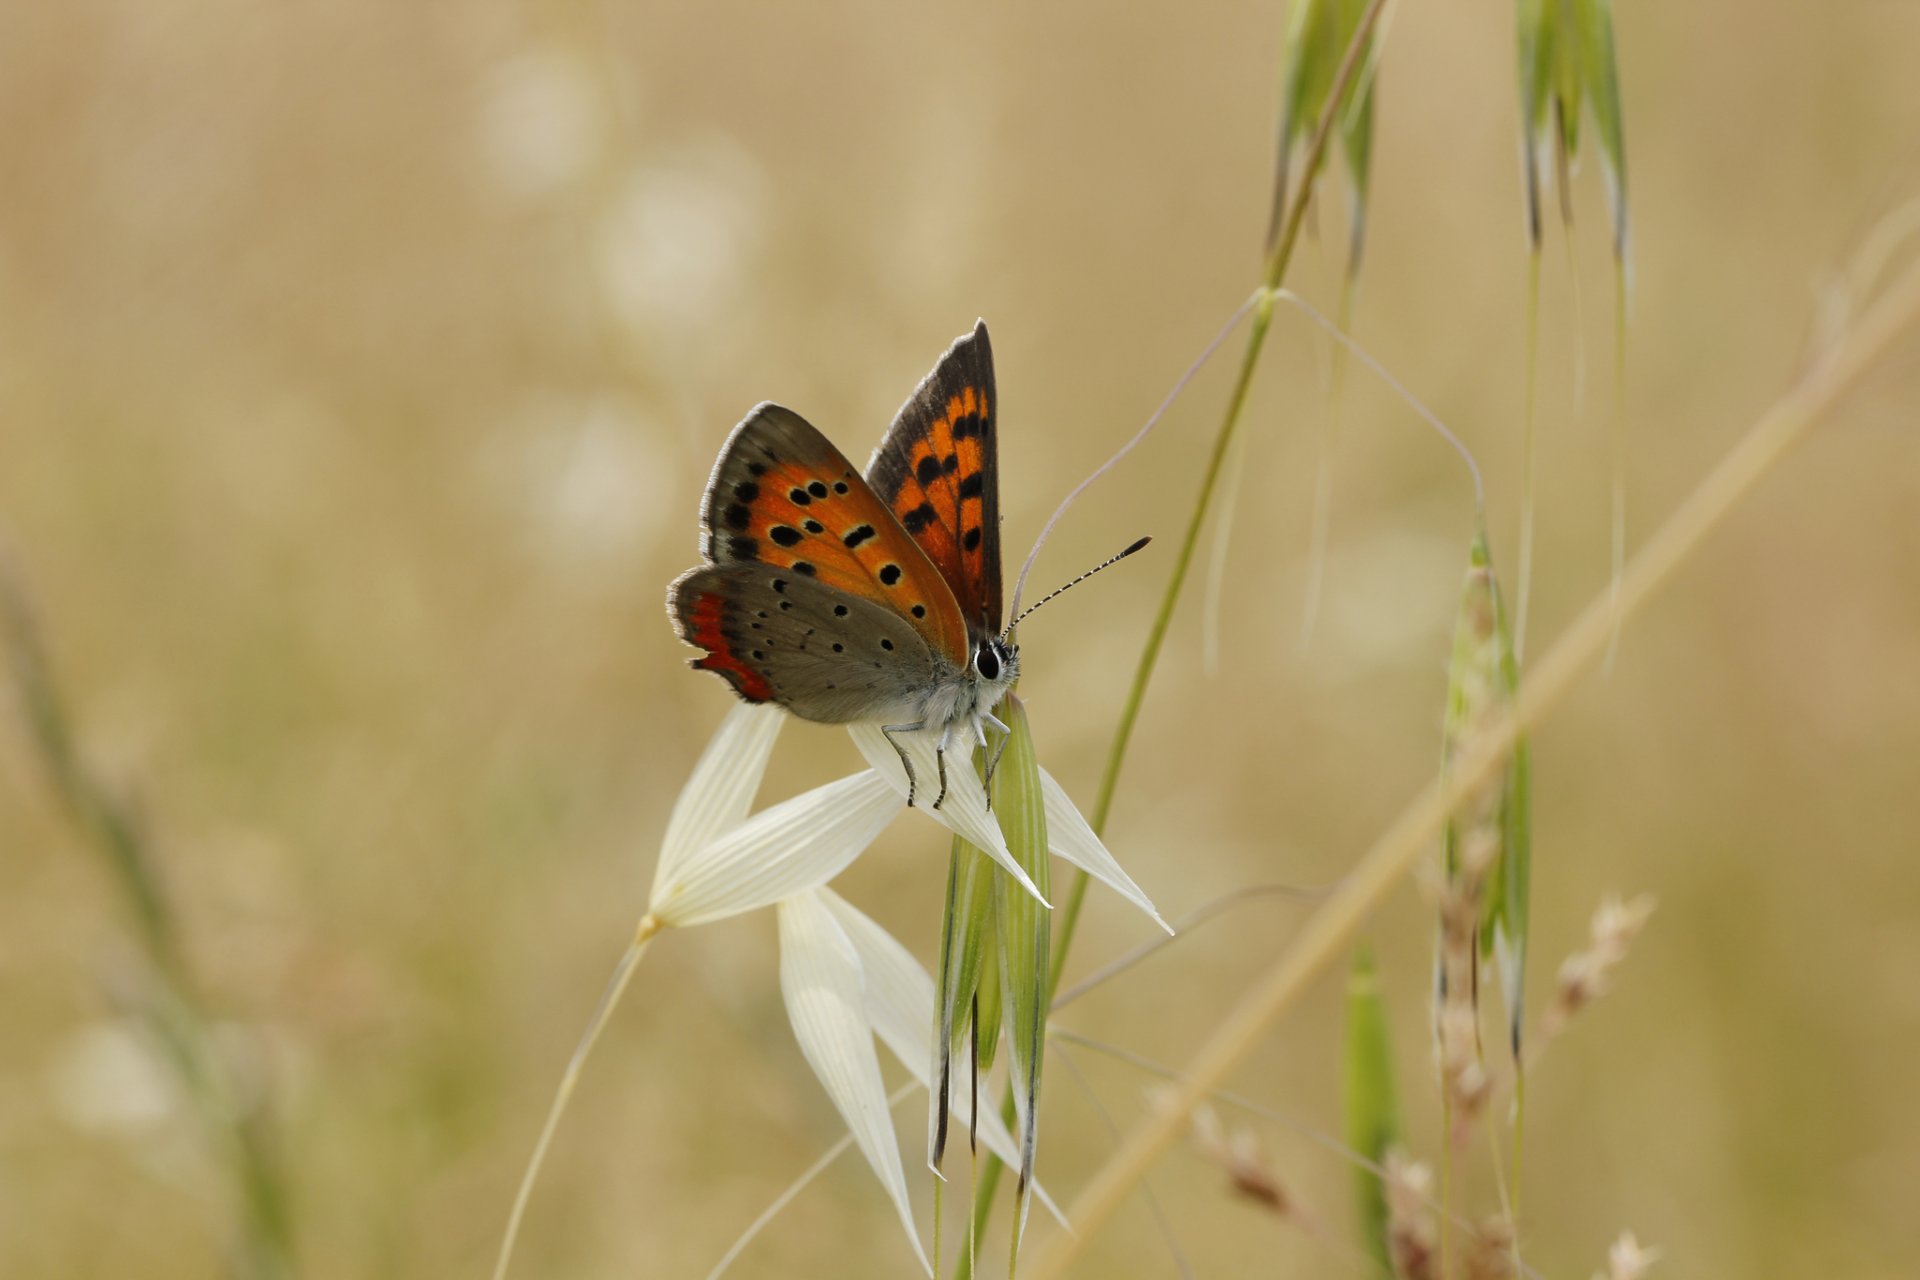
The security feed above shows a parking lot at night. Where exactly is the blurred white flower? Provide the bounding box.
[597,142,764,350]
[477,48,607,199]
[49,1019,176,1136]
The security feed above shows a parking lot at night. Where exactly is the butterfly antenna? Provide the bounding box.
[1004,536,1151,639]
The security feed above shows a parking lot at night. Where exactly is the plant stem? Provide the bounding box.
[1604,255,1629,670]
[1514,248,1543,662]
[493,922,658,1280]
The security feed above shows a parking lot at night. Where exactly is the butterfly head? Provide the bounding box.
[973,635,1018,695]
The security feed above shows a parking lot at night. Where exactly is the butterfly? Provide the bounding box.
[669,321,1016,809]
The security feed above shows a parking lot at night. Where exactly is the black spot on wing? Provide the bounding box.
[900,503,936,534]
[957,473,984,500]
[843,524,876,548]
[729,536,758,558]
[769,525,802,547]
[916,455,941,486]
[879,564,902,586]
[808,480,829,498]
[963,528,982,552]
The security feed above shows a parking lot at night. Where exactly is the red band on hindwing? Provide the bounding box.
[685,591,775,702]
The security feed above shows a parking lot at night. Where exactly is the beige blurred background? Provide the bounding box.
[4,1,1920,1277]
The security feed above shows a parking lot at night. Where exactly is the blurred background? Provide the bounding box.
[4,1,1919,1277]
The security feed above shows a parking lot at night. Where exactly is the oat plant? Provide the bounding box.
[0,548,296,1280]
[1512,0,1631,661]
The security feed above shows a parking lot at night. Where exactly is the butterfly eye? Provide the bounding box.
[974,643,1001,681]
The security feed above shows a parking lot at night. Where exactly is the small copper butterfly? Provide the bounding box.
[670,322,1015,808]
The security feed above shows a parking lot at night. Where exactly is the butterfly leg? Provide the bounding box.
[930,721,955,812]
[881,721,927,808]
[980,712,1012,804]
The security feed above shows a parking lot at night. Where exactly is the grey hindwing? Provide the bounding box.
[670,563,945,724]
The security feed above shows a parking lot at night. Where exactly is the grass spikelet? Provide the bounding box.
[1535,892,1655,1052]
[1382,1150,1438,1280]
[1189,1102,1292,1216]
[1434,530,1528,1272]
[1270,0,1381,646]
[1342,944,1401,1274]
[931,834,998,1172]
[990,695,1051,1263]
[1513,0,1633,659]
[1269,0,1379,261]
[1595,1230,1661,1280]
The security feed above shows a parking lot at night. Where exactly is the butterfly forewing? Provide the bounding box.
[866,321,1002,637]
[700,403,969,664]
[671,564,940,723]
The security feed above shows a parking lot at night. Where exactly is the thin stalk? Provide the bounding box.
[1509,1062,1528,1277]
[1023,256,1920,1280]
[1603,257,1629,670]
[1199,421,1251,675]
[1297,272,1358,650]
[1439,1095,1454,1280]
[1514,248,1543,661]
[706,1082,918,1280]
[493,920,660,1280]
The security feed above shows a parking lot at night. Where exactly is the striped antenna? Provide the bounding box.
[1003,536,1151,639]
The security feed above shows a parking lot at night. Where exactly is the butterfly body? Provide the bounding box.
[669,322,1014,806]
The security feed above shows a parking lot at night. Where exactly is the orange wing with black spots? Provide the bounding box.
[691,402,970,666]
[866,320,1002,638]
